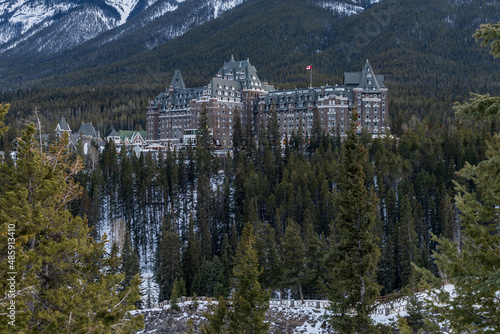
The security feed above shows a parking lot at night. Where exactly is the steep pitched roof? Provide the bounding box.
[77,123,97,137]
[57,117,71,131]
[107,128,120,138]
[170,70,186,89]
[217,56,263,90]
[119,131,147,141]
[343,60,386,91]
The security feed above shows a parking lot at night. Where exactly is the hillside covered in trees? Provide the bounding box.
[0,0,499,332]
[1,0,499,152]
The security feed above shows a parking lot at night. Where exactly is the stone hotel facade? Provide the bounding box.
[146,57,389,149]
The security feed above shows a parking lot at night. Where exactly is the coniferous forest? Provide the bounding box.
[0,10,499,334]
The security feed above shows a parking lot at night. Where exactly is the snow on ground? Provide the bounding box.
[135,284,458,333]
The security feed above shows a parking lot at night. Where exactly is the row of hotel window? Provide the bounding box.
[156,127,384,141]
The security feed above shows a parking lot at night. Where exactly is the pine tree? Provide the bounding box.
[202,296,228,334]
[310,106,323,153]
[415,23,500,333]
[183,213,202,295]
[327,111,381,333]
[416,134,500,331]
[228,223,270,334]
[0,123,143,332]
[398,194,419,288]
[0,103,8,136]
[170,277,187,311]
[122,230,140,288]
[281,219,307,301]
[232,110,244,154]
[109,241,121,275]
[196,104,214,258]
[254,221,280,290]
[155,217,181,302]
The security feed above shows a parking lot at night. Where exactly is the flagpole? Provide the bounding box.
[310,66,312,89]
[306,64,312,88]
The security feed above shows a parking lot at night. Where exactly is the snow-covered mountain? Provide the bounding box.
[0,0,382,57]
[0,0,245,55]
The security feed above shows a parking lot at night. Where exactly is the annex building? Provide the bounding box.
[146,57,389,150]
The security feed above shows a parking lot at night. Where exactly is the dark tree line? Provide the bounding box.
[66,102,493,310]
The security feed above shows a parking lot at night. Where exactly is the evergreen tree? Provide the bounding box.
[453,23,500,121]
[228,223,270,334]
[281,219,308,301]
[109,241,121,275]
[327,111,381,333]
[183,213,202,295]
[170,277,187,311]
[0,103,8,136]
[232,110,244,154]
[196,104,214,258]
[309,106,323,153]
[0,123,143,333]
[155,217,181,302]
[302,214,327,298]
[254,221,281,291]
[202,296,228,334]
[398,194,419,288]
[122,230,141,290]
[415,23,500,333]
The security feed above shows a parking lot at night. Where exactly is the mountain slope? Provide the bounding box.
[0,0,498,146]
[46,0,498,89]
[0,0,382,89]
[0,0,245,57]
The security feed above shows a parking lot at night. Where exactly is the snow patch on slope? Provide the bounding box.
[148,2,178,22]
[319,0,384,16]
[106,0,141,25]
[319,1,364,16]
[0,2,76,44]
[211,0,244,18]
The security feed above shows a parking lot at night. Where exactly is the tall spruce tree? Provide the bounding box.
[0,121,143,332]
[228,222,270,334]
[196,104,214,258]
[327,111,381,333]
[155,216,181,301]
[122,230,141,289]
[398,194,419,288]
[416,23,500,332]
[281,219,308,302]
[0,103,8,136]
[183,213,202,296]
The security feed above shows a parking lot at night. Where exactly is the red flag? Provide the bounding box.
[306,65,312,70]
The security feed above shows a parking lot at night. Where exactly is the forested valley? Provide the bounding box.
[67,105,493,306]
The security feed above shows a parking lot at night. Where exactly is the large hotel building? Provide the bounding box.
[146,57,389,149]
